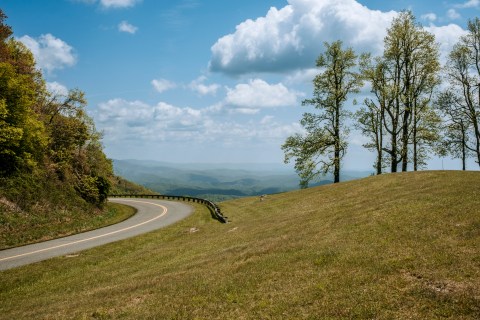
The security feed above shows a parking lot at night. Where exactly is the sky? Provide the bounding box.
[2,0,480,171]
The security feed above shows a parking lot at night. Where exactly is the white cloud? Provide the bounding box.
[447,9,461,20]
[425,24,467,61]
[209,0,397,75]
[151,78,177,93]
[421,13,437,22]
[189,76,220,96]
[96,98,302,144]
[100,0,141,8]
[46,81,69,96]
[284,68,319,85]
[118,21,138,34]
[75,0,141,8]
[454,0,480,8]
[97,99,208,142]
[18,34,76,73]
[224,79,300,112]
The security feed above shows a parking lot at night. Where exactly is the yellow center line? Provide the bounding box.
[0,199,167,262]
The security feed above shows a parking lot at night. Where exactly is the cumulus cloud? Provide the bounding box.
[96,98,302,144]
[118,21,138,34]
[454,0,480,8]
[447,9,461,20]
[151,78,177,93]
[46,81,69,96]
[209,0,469,76]
[421,13,437,22]
[425,24,467,61]
[224,79,300,113]
[18,34,76,73]
[188,76,220,96]
[209,0,397,75]
[100,0,141,8]
[97,99,208,141]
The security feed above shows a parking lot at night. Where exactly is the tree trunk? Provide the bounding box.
[376,118,383,175]
[334,106,340,183]
[401,109,410,172]
[376,155,382,175]
[413,109,418,171]
[462,121,467,171]
[334,149,340,183]
[474,124,480,168]
[391,135,397,173]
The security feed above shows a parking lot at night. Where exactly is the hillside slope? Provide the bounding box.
[1,171,479,319]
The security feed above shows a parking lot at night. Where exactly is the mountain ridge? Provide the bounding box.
[113,159,373,200]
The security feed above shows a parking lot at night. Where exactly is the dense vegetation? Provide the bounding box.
[1,171,478,319]
[284,12,480,186]
[0,10,142,247]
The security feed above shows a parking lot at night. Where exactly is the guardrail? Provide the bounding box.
[109,194,228,223]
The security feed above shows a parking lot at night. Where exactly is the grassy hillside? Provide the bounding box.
[1,171,479,319]
[0,172,147,249]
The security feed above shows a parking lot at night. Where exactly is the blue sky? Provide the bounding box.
[2,0,480,170]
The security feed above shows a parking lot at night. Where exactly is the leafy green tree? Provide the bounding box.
[436,88,474,171]
[0,8,113,206]
[356,12,440,173]
[283,41,362,186]
[44,89,113,205]
[355,99,385,175]
[438,18,480,168]
[411,105,442,170]
[355,54,393,174]
[384,11,440,171]
[0,44,47,175]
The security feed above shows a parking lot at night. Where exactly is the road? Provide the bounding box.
[0,198,193,271]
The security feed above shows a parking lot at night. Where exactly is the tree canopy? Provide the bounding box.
[282,41,362,186]
[285,11,477,187]
[0,9,113,207]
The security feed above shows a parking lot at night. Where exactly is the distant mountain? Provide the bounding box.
[113,159,373,201]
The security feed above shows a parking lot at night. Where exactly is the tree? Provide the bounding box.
[43,88,113,206]
[384,11,440,172]
[283,41,362,186]
[438,18,480,168]
[355,54,393,174]
[0,8,113,209]
[356,12,440,173]
[355,100,385,175]
[0,42,47,175]
[411,105,442,170]
[435,90,472,170]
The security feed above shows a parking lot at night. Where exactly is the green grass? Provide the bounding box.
[1,171,479,319]
[0,202,136,250]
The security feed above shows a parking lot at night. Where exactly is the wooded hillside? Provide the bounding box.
[0,10,122,247]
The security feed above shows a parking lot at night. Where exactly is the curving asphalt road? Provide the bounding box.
[0,198,193,271]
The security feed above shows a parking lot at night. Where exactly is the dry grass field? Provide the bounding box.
[1,171,479,319]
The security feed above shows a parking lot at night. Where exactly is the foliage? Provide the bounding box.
[287,12,443,186]
[356,11,441,174]
[0,8,114,227]
[435,90,473,170]
[435,18,480,169]
[283,41,362,186]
